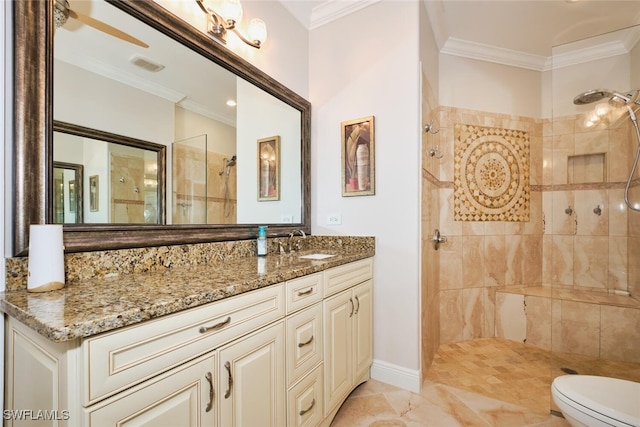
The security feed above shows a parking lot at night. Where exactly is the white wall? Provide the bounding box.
[439,55,543,118]
[54,60,175,144]
[552,54,630,117]
[236,79,302,224]
[309,2,423,391]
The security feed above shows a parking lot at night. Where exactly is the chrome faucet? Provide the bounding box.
[287,230,306,252]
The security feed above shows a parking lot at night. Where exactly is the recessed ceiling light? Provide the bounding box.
[226,99,237,107]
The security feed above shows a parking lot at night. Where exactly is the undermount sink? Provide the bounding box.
[298,253,336,260]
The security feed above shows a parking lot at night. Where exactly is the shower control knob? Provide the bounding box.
[432,229,447,251]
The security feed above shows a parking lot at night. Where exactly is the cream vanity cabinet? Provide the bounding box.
[5,283,285,427]
[322,259,374,419]
[5,257,373,427]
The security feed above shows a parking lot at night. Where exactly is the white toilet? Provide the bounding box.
[551,375,640,427]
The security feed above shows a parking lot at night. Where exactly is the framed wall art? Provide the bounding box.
[89,175,99,212]
[341,115,375,196]
[257,136,280,201]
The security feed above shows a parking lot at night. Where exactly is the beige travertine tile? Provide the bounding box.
[574,129,608,156]
[523,191,543,235]
[440,290,464,343]
[439,236,463,290]
[573,235,608,289]
[550,236,574,286]
[551,191,576,235]
[462,288,486,340]
[462,236,485,288]
[608,189,628,236]
[608,236,628,292]
[609,126,631,182]
[523,235,543,285]
[440,188,463,236]
[556,300,600,357]
[504,235,524,286]
[574,190,608,236]
[484,235,506,286]
[495,293,526,341]
[530,135,543,186]
[600,305,640,363]
[525,295,552,350]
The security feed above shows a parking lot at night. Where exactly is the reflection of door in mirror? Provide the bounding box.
[53,161,84,224]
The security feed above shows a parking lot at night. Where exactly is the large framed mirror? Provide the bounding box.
[13,0,311,256]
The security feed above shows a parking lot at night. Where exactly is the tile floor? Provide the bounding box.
[331,338,640,426]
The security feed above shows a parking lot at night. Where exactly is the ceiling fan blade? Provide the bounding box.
[68,9,149,48]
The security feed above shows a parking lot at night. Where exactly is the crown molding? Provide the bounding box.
[441,35,636,72]
[441,37,548,71]
[309,0,381,30]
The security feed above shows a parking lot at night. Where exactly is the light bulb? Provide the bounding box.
[248,18,267,45]
[220,0,243,23]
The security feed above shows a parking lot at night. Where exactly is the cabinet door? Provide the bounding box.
[322,289,353,416]
[218,321,285,427]
[353,280,373,381]
[86,352,216,427]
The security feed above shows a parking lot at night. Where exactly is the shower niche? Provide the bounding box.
[172,135,237,225]
[567,153,606,184]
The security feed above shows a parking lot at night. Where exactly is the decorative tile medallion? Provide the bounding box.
[454,124,530,221]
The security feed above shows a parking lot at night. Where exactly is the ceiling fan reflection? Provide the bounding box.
[53,0,149,48]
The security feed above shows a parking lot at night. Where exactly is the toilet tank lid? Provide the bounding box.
[553,375,640,425]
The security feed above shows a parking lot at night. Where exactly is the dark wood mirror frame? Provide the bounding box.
[53,120,167,225]
[13,0,311,256]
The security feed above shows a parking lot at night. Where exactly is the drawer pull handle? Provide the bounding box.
[354,295,360,315]
[199,316,231,334]
[224,361,233,399]
[205,372,214,412]
[349,298,354,317]
[299,398,316,416]
[297,335,314,348]
[297,287,314,297]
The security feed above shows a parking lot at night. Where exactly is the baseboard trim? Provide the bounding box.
[370,359,421,393]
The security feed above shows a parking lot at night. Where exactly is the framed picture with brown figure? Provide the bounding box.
[341,116,375,196]
[257,136,280,201]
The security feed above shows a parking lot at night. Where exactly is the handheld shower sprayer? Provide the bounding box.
[573,88,640,211]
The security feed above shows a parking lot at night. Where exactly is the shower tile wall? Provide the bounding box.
[542,113,634,296]
[421,71,441,374]
[421,102,640,363]
[426,105,543,345]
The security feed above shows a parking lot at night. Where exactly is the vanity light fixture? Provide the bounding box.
[195,0,267,49]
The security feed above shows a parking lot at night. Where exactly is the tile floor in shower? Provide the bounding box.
[331,337,640,426]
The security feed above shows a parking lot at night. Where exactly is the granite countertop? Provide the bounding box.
[1,248,374,343]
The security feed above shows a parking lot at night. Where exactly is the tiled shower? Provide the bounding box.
[420,24,640,409]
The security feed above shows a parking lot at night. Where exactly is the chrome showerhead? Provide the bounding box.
[227,155,237,167]
[573,89,614,105]
[574,88,640,106]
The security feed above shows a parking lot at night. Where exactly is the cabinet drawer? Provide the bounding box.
[286,303,323,386]
[286,272,323,314]
[85,351,216,427]
[287,364,323,427]
[83,283,284,405]
[324,258,373,297]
